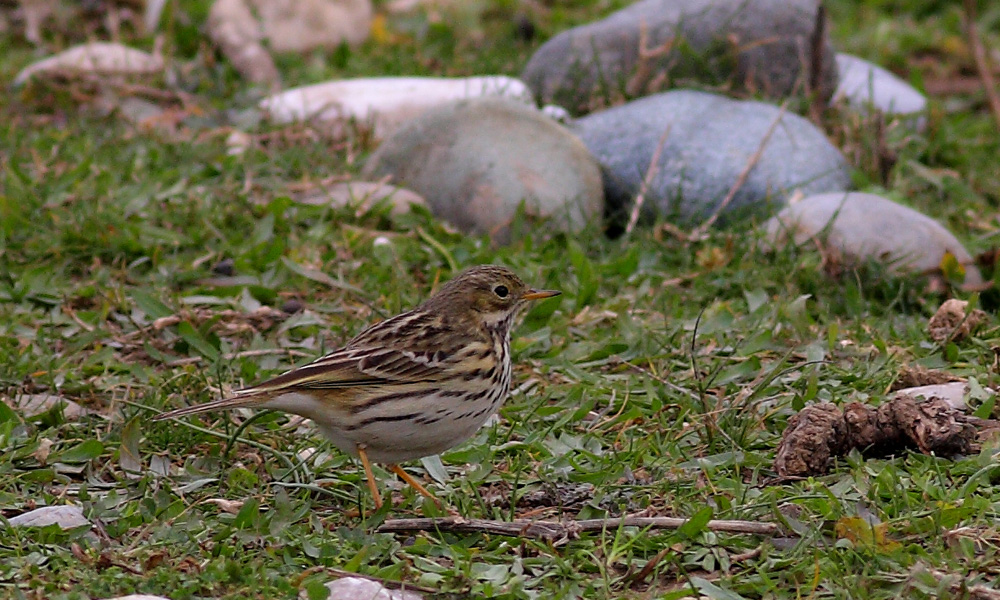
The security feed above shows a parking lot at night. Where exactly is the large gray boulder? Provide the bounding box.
[522,0,837,115]
[573,90,851,227]
[364,98,604,243]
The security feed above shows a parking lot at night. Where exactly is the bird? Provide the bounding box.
[153,265,560,509]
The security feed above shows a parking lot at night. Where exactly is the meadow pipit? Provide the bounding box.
[154,265,559,509]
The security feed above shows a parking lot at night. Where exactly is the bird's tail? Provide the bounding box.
[152,390,270,421]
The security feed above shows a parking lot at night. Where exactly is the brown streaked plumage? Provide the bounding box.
[153,265,559,509]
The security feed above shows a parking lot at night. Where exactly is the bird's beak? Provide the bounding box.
[522,289,561,301]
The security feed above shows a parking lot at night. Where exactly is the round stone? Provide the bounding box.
[762,192,984,286]
[572,90,851,227]
[363,98,604,243]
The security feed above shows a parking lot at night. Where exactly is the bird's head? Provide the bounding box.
[426,265,560,329]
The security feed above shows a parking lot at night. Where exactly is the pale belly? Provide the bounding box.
[264,382,510,464]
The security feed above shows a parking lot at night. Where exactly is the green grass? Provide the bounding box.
[2,1,1000,598]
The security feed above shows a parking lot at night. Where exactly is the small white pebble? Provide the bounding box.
[226,131,252,156]
[542,104,571,122]
[373,236,391,247]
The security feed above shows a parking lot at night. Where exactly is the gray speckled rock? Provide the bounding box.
[7,505,91,530]
[763,192,983,286]
[833,54,927,128]
[363,98,603,243]
[522,0,837,115]
[573,90,850,226]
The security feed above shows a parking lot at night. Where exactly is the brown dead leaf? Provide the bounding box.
[834,517,900,551]
[144,551,168,571]
[33,438,54,465]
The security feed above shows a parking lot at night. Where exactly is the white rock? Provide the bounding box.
[18,0,54,45]
[833,53,927,127]
[226,130,253,155]
[14,42,164,87]
[295,181,426,215]
[894,382,973,411]
[541,104,571,123]
[251,0,373,52]
[206,0,371,84]
[145,0,169,32]
[7,505,91,530]
[6,394,94,420]
[207,0,280,86]
[763,192,984,286]
[261,76,535,139]
[308,577,423,600]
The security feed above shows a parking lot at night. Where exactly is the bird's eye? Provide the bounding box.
[493,285,509,298]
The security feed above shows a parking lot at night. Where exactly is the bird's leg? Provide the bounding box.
[388,464,442,507]
[357,445,383,510]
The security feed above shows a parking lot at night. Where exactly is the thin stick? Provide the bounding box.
[729,545,764,563]
[625,125,672,236]
[165,348,311,367]
[923,568,1000,600]
[691,102,789,238]
[963,0,1000,130]
[378,515,780,541]
[628,546,672,583]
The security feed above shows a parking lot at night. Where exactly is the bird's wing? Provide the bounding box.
[235,319,476,396]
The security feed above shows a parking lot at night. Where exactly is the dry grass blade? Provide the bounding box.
[690,101,789,238]
[963,0,1000,131]
[625,125,671,236]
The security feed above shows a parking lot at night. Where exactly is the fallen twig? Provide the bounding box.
[920,567,1000,600]
[806,2,828,123]
[625,125,672,236]
[166,347,311,367]
[729,545,764,563]
[627,546,672,584]
[690,101,789,238]
[378,515,780,542]
[963,0,1000,131]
